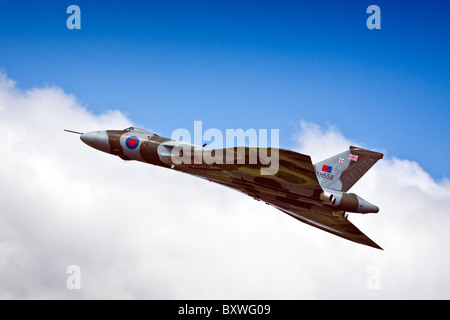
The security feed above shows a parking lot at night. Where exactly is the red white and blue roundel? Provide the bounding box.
[125,136,139,149]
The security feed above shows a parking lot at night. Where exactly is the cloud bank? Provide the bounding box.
[0,73,449,299]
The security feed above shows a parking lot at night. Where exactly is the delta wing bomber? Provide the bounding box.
[65,126,384,249]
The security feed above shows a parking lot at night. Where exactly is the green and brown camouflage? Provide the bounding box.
[68,126,384,249]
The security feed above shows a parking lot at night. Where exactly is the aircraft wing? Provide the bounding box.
[276,206,382,249]
[214,177,382,250]
[175,147,382,249]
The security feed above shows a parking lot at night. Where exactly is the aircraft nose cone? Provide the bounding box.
[373,205,380,213]
[80,131,110,153]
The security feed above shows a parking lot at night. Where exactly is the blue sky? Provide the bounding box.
[0,0,449,179]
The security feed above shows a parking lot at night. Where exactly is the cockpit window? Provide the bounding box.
[123,126,156,136]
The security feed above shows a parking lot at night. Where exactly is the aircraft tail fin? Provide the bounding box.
[314,146,383,192]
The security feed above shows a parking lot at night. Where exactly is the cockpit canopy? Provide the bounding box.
[123,126,157,136]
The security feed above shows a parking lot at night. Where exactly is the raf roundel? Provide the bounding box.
[126,136,140,149]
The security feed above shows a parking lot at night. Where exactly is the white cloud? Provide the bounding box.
[0,73,449,299]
